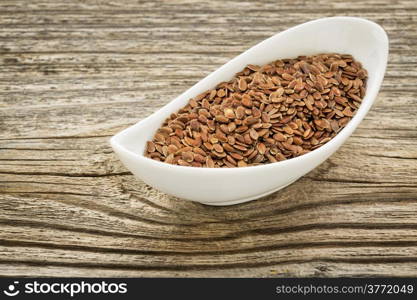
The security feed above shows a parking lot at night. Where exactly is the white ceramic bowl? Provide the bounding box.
[111,17,388,206]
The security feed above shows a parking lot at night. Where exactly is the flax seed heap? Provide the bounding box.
[145,53,368,168]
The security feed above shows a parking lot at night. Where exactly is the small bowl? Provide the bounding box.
[111,17,388,206]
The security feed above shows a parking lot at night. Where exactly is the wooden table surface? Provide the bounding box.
[1,0,417,277]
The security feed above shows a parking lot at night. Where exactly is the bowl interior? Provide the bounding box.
[112,17,388,160]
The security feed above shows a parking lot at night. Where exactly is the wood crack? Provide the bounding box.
[2,257,417,272]
[0,171,131,177]
[1,219,416,242]
[1,238,417,257]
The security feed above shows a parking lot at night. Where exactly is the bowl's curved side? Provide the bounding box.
[111,127,345,203]
[111,17,388,205]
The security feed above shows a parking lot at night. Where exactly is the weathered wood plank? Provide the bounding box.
[0,0,417,277]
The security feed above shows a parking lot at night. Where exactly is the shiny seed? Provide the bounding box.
[249,128,259,140]
[257,143,267,155]
[206,157,215,168]
[273,132,286,142]
[182,151,194,162]
[242,95,252,107]
[237,160,247,167]
[146,141,156,152]
[213,144,224,153]
[224,108,235,119]
[238,78,247,91]
[236,106,246,119]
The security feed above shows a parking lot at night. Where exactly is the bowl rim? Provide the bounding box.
[111,16,389,174]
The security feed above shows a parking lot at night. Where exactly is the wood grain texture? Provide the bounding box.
[0,0,417,277]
